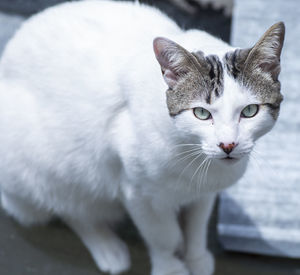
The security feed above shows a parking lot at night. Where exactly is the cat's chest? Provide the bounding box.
[125,157,247,206]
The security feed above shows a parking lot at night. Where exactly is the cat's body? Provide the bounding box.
[0,1,284,275]
[0,0,240,218]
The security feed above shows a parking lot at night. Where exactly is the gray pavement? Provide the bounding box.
[1,205,300,274]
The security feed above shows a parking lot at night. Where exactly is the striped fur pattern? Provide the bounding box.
[164,51,225,116]
[159,22,285,119]
[223,22,285,119]
[200,53,224,104]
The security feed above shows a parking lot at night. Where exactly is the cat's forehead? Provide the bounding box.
[192,51,224,104]
[167,50,245,115]
[212,73,257,110]
[166,47,282,117]
[192,50,256,104]
[189,67,255,111]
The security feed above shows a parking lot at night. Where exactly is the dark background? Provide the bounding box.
[0,0,231,42]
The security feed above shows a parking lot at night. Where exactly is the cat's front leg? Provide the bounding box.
[64,217,130,275]
[183,193,216,275]
[124,196,190,275]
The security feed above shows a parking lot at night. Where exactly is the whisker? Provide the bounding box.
[172,143,201,149]
[202,159,210,187]
[174,147,202,158]
[170,144,201,153]
[190,156,208,184]
[169,149,203,169]
[203,159,212,188]
[250,149,279,181]
[172,143,201,150]
[248,152,266,184]
[197,157,209,192]
[177,152,204,184]
[174,151,201,165]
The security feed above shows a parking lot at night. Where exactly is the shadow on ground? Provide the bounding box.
[0,206,300,275]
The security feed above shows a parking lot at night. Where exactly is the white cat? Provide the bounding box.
[0,1,284,274]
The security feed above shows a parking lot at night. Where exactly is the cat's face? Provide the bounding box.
[154,22,285,163]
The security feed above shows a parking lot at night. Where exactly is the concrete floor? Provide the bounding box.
[1,206,300,275]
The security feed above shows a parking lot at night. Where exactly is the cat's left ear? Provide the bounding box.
[153,37,193,89]
[245,22,285,81]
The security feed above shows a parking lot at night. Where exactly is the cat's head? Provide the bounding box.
[153,22,285,164]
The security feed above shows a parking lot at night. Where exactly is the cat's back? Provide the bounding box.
[0,0,180,88]
[0,0,181,135]
[0,0,231,204]
[0,0,182,206]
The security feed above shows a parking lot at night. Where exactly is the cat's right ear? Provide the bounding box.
[153,37,189,89]
[244,22,285,81]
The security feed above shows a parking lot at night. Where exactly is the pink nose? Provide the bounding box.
[218,142,237,154]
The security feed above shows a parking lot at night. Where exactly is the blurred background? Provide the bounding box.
[0,0,299,274]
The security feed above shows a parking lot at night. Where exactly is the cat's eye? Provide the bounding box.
[241,104,259,118]
[193,107,211,120]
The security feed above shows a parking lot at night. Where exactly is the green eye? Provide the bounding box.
[193,107,211,120]
[241,104,259,118]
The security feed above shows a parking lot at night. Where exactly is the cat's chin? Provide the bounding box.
[218,156,241,165]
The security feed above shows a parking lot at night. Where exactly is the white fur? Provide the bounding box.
[0,1,276,274]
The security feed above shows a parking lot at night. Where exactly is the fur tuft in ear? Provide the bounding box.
[245,22,285,81]
[153,37,190,89]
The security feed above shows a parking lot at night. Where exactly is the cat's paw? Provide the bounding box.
[186,250,214,275]
[91,236,130,275]
[152,256,190,275]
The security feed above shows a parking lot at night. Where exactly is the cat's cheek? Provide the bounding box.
[172,112,199,137]
[174,117,217,157]
[240,111,276,142]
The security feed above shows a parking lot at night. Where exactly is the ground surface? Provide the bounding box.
[1,206,300,275]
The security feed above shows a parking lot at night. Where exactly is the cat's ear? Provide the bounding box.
[245,22,285,81]
[153,37,191,89]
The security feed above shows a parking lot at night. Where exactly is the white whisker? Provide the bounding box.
[250,149,278,180]
[172,143,201,149]
[202,159,210,188]
[190,156,208,184]
[174,147,202,158]
[177,152,204,184]
[197,157,209,192]
[170,150,203,168]
[203,159,212,188]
